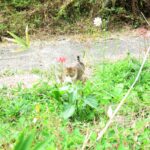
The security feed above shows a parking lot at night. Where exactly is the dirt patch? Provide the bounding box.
[0,74,40,88]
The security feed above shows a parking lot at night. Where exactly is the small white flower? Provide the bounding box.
[107,106,113,118]
[33,118,37,124]
[93,17,102,27]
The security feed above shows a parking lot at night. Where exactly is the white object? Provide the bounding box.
[93,17,102,27]
[107,106,113,118]
[33,118,37,124]
[64,76,73,83]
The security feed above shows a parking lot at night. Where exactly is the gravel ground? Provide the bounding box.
[0,35,150,71]
[0,74,40,88]
[0,34,149,87]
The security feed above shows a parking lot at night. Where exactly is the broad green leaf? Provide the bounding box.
[84,96,98,108]
[13,133,25,150]
[20,134,34,150]
[61,105,76,119]
[13,133,34,150]
[53,89,60,100]
[69,87,78,103]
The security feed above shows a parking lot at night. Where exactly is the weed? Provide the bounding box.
[0,57,149,149]
[7,25,30,51]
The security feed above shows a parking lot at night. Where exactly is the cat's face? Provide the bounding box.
[65,67,76,77]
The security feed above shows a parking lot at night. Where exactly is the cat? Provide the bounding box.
[55,56,85,83]
[64,56,85,83]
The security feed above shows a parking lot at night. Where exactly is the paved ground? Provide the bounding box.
[0,35,149,71]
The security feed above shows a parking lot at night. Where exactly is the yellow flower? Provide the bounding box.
[35,103,40,113]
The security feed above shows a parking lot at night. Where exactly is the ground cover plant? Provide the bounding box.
[0,56,149,149]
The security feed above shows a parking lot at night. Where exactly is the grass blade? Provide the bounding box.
[25,25,30,47]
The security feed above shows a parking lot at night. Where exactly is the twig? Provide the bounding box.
[81,130,92,150]
[141,12,150,27]
[96,46,150,141]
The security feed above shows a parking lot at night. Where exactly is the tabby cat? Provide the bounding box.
[64,56,85,82]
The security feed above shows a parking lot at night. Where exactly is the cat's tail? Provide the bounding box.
[77,56,80,62]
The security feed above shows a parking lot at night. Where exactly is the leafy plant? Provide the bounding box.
[13,132,47,150]
[7,25,30,50]
[0,58,149,149]
[60,85,98,119]
[13,133,34,150]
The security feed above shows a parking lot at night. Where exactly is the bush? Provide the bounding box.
[0,0,150,36]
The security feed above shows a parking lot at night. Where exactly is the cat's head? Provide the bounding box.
[65,67,76,77]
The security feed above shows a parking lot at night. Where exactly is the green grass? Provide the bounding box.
[0,57,149,149]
